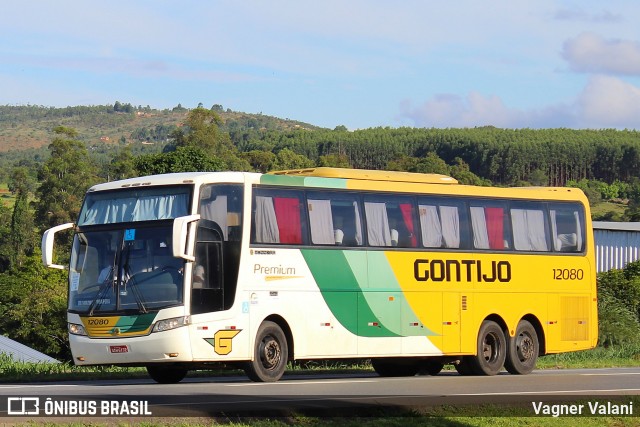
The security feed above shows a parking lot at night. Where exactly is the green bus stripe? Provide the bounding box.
[115,313,157,332]
[301,249,398,337]
[351,251,436,336]
[260,174,347,189]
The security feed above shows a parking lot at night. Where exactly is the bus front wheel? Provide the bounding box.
[505,320,538,375]
[244,321,288,382]
[469,320,506,375]
[146,365,188,384]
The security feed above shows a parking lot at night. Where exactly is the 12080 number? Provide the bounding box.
[553,268,584,280]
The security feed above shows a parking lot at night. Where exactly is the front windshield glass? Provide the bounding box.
[69,224,184,313]
[77,186,190,226]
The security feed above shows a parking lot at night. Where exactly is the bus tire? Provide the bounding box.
[371,358,419,377]
[505,320,538,375]
[469,320,506,376]
[244,321,288,382]
[146,366,188,384]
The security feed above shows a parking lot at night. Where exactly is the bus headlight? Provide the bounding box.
[68,323,87,336]
[152,316,189,333]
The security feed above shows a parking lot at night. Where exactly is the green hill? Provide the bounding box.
[0,104,321,152]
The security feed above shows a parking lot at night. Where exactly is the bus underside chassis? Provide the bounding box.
[371,357,446,377]
[372,319,540,377]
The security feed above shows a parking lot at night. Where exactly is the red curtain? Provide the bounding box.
[485,207,504,250]
[399,203,417,247]
[273,197,302,244]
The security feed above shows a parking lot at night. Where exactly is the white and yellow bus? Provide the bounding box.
[42,167,597,383]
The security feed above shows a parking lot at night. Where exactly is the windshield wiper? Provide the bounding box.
[121,249,148,314]
[122,266,148,314]
[87,267,115,316]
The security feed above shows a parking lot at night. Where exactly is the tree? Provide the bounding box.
[34,126,100,229]
[108,145,138,180]
[8,168,35,267]
[135,145,226,175]
[449,158,490,186]
[165,107,250,171]
[274,148,314,170]
[0,204,12,273]
[318,153,350,168]
[243,150,276,173]
[0,251,69,360]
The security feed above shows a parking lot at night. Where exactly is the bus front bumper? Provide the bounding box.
[69,327,193,366]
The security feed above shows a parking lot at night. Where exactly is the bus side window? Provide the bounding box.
[308,192,362,246]
[363,195,417,248]
[252,189,305,245]
[199,184,244,242]
[550,204,584,252]
[364,201,392,246]
[510,203,550,252]
[418,199,464,249]
[470,203,510,250]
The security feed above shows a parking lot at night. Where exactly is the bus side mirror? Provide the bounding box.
[41,223,74,269]
[172,214,201,262]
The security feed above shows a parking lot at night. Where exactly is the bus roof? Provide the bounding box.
[269,167,458,185]
[86,171,255,192]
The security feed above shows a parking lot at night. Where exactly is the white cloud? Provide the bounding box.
[562,32,640,75]
[399,75,640,130]
[398,92,576,129]
[577,75,640,128]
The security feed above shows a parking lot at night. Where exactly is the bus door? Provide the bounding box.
[189,220,228,360]
[191,220,224,315]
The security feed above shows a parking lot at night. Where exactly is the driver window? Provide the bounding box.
[199,184,244,242]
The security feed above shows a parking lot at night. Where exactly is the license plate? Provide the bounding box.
[109,345,129,353]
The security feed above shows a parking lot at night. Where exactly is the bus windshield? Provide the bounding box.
[77,186,191,226]
[69,224,184,313]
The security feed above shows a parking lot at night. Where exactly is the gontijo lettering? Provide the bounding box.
[414,259,511,283]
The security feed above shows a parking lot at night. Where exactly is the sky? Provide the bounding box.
[1,1,640,130]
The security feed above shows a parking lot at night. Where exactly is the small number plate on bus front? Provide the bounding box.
[109,345,129,354]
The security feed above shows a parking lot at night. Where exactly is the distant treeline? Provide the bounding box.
[3,104,640,189]
[230,126,640,187]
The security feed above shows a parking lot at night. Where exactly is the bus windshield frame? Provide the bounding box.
[68,220,186,315]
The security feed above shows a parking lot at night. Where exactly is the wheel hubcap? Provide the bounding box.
[517,333,535,361]
[260,337,281,370]
[483,332,499,362]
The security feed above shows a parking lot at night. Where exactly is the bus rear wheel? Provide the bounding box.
[244,321,288,382]
[469,320,506,375]
[146,366,188,384]
[505,320,538,375]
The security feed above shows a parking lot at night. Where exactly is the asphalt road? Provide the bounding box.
[1,367,639,419]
